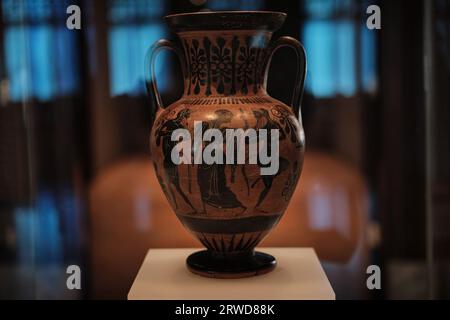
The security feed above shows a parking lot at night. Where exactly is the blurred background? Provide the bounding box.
[0,0,449,299]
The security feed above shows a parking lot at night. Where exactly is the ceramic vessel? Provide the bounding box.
[146,11,307,278]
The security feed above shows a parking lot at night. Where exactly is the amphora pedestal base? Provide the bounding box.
[186,250,276,279]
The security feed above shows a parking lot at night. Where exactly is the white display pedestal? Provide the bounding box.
[128,248,335,300]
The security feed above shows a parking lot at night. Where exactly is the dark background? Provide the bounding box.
[0,0,449,299]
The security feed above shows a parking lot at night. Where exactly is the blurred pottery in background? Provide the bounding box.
[146,11,307,278]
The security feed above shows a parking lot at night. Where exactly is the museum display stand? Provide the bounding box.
[128,248,335,300]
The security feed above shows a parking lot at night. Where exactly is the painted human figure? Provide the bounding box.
[251,108,289,210]
[197,109,247,214]
[230,108,251,195]
[155,109,196,212]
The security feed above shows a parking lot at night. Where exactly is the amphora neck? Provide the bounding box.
[177,30,273,97]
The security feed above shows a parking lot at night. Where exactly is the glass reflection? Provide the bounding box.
[107,0,168,96]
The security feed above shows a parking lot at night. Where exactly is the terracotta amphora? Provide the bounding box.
[146,11,307,278]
